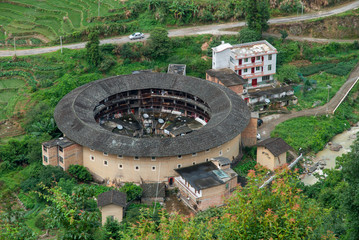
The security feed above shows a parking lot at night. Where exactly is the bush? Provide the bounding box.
[119,182,142,202]
[239,28,261,43]
[98,55,116,72]
[277,64,300,83]
[68,165,93,182]
[34,213,49,230]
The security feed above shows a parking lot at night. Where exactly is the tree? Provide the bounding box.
[280,29,288,41]
[119,182,142,202]
[38,184,101,240]
[243,0,270,33]
[276,64,300,83]
[122,166,335,239]
[239,28,261,43]
[86,31,101,66]
[147,27,171,59]
[103,217,122,240]
[68,164,93,182]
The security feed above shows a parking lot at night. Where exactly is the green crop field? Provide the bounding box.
[0,0,122,43]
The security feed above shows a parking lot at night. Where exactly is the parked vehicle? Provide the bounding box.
[129,32,144,40]
[257,133,261,140]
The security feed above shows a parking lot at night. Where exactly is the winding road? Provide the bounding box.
[1,1,359,57]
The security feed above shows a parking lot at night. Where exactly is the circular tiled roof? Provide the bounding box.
[54,73,250,157]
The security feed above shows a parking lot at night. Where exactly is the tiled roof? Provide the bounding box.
[97,190,127,207]
[206,68,246,86]
[257,138,292,157]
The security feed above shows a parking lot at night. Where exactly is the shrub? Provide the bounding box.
[98,55,116,72]
[277,64,300,83]
[239,28,261,43]
[34,213,49,230]
[119,182,143,202]
[68,165,93,182]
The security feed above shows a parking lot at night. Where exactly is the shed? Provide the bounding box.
[97,190,127,224]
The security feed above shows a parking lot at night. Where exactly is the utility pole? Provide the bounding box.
[60,36,63,54]
[301,1,304,15]
[98,0,100,17]
[14,37,16,56]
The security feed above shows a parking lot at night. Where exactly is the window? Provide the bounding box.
[230,56,236,64]
[255,66,260,71]
[135,166,139,171]
[244,58,249,63]
[192,162,196,165]
[219,150,223,156]
[118,164,123,169]
[206,158,209,162]
[192,153,197,157]
[268,54,272,60]
[134,156,139,160]
[226,183,229,189]
[90,155,95,161]
[43,156,48,163]
[177,164,182,168]
[90,148,94,152]
[205,149,210,152]
[104,160,108,166]
[268,65,272,71]
[244,68,248,73]
[256,56,261,61]
[117,155,123,159]
[59,156,63,163]
[227,147,230,152]
[178,155,182,159]
[263,75,270,81]
[151,157,156,161]
[103,152,108,156]
[59,146,63,152]
[152,166,156,171]
[43,146,47,152]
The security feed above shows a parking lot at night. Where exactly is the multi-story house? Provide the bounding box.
[212,40,277,89]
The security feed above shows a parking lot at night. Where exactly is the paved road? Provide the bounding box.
[258,63,359,140]
[1,0,359,57]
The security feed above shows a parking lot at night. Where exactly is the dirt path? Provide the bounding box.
[258,63,359,139]
[1,0,359,57]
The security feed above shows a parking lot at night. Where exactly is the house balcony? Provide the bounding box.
[175,177,202,199]
[234,62,264,70]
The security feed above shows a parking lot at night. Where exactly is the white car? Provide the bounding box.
[257,133,261,140]
[129,32,144,40]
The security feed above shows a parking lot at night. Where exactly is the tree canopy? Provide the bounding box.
[147,27,171,59]
[243,0,270,33]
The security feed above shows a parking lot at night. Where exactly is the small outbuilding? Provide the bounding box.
[97,190,127,225]
[140,183,166,204]
[256,138,292,171]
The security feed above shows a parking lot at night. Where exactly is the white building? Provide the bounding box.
[212,40,277,89]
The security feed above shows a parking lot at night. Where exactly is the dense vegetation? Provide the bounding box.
[0,0,351,46]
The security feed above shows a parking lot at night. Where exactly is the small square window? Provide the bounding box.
[43,146,47,152]
[90,148,94,152]
[59,156,64,163]
[206,158,209,162]
[192,162,196,165]
[90,155,95,161]
[244,58,249,63]
[103,152,108,156]
[268,65,272,71]
[192,153,197,157]
[152,166,156,171]
[104,160,108,166]
[256,56,261,61]
[59,146,63,152]
[117,155,123,159]
[227,147,230,152]
[43,156,48,163]
[118,164,123,169]
[134,156,139,160]
[268,54,272,61]
[244,68,248,73]
[219,150,223,156]
[177,164,182,168]
[151,157,156,161]
[205,149,210,152]
[178,155,182,159]
[135,166,139,171]
[255,66,260,71]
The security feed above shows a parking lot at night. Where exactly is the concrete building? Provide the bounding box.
[256,138,292,171]
[97,190,127,225]
[212,40,277,89]
[206,68,246,95]
[43,73,253,184]
[175,157,238,211]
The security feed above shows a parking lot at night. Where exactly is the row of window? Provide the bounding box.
[238,54,273,64]
[242,65,272,74]
[89,148,221,159]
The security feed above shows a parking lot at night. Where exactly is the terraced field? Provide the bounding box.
[0,0,123,44]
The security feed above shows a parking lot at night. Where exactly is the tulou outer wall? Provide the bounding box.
[83,135,241,183]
